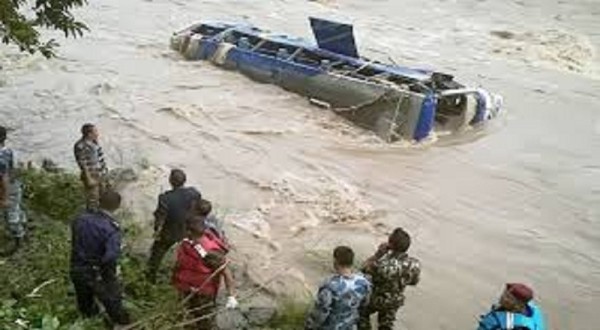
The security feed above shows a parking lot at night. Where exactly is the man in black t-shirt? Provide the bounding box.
[146,169,200,283]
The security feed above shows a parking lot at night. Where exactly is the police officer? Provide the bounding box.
[70,190,130,326]
[305,246,371,329]
[358,227,421,330]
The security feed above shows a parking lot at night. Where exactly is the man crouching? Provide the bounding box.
[172,215,238,329]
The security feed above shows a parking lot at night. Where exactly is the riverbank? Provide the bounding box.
[2,0,599,328]
[0,165,311,329]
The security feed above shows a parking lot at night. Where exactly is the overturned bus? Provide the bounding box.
[171,18,503,142]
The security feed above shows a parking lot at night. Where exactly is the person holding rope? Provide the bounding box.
[172,214,238,329]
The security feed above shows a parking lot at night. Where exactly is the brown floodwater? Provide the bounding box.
[1,0,599,329]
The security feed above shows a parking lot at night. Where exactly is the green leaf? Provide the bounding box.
[2,300,18,309]
[0,0,88,57]
[66,321,85,330]
[40,315,59,330]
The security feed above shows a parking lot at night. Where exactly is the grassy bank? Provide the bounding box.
[1,167,102,329]
[0,167,311,329]
[0,167,182,329]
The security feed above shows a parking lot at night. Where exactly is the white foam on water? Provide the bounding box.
[2,0,600,328]
[490,28,597,76]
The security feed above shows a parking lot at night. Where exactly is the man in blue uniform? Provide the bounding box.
[0,126,26,254]
[477,283,546,330]
[146,169,200,283]
[305,246,371,330]
[70,191,130,326]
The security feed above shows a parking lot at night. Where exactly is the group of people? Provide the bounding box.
[71,123,237,328]
[0,122,547,330]
[304,231,546,330]
[305,228,421,330]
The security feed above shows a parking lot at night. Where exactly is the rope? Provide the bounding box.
[350,59,376,75]
[125,213,331,329]
[122,260,230,330]
[181,260,230,306]
[329,90,394,114]
[165,228,331,329]
[166,266,293,329]
[386,95,408,142]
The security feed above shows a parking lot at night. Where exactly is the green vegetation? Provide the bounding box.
[1,168,99,329]
[0,167,311,329]
[266,298,311,330]
[0,0,88,58]
[0,212,103,329]
[0,167,180,329]
[19,167,85,221]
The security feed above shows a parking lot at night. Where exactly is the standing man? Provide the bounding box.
[70,191,130,326]
[477,283,546,330]
[0,126,26,254]
[305,246,371,330]
[358,228,421,330]
[74,123,109,210]
[146,169,200,283]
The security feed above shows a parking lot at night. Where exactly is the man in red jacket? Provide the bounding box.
[172,215,238,329]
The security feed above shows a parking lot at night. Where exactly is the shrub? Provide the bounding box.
[19,167,85,223]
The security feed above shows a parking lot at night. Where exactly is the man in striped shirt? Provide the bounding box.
[74,124,109,210]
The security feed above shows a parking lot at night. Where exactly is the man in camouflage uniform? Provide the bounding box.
[306,246,371,330]
[0,126,27,254]
[358,228,421,330]
[73,123,109,210]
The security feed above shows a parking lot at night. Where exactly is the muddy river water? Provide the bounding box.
[1,0,599,328]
